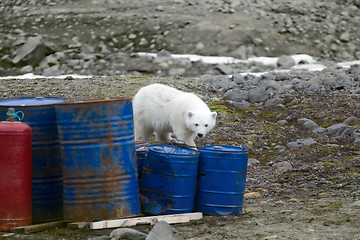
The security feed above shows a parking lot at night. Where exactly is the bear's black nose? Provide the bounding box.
[197,133,203,138]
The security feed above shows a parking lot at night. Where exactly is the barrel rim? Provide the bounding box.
[54,97,133,105]
[148,144,199,156]
[198,144,248,153]
[0,97,67,107]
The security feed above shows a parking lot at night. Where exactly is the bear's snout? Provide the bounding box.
[197,133,204,138]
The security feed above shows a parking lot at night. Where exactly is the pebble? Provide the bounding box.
[205,75,236,91]
[327,123,347,132]
[349,200,360,207]
[109,228,147,240]
[145,221,181,240]
[344,116,358,124]
[248,158,260,166]
[287,138,317,148]
[274,161,293,172]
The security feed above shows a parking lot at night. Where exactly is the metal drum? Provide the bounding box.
[0,97,66,223]
[140,144,199,215]
[55,97,140,222]
[195,145,248,215]
[135,141,148,180]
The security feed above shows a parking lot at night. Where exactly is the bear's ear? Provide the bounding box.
[211,112,217,119]
[187,111,193,118]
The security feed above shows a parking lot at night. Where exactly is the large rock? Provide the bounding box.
[205,75,236,91]
[248,86,269,103]
[224,88,248,102]
[146,221,181,240]
[12,35,46,67]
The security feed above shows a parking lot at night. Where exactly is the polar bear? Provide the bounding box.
[132,84,217,147]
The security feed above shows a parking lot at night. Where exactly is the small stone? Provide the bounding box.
[139,37,148,46]
[248,158,260,166]
[350,200,360,207]
[81,43,94,54]
[244,192,261,198]
[157,49,172,57]
[110,228,147,240]
[274,161,293,172]
[196,42,204,50]
[20,65,33,73]
[205,75,236,91]
[89,236,109,240]
[233,100,251,109]
[128,33,137,39]
[336,126,358,139]
[42,65,61,76]
[339,32,350,42]
[275,145,286,151]
[287,138,316,148]
[313,127,327,133]
[168,68,186,76]
[265,97,284,107]
[327,123,347,132]
[277,55,295,68]
[277,120,287,126]
[302,120,320,131]
[344,116,358,124]
[146,221,181,240]
[215,64,233,75]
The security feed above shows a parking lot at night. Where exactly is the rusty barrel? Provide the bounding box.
[135,141,148,180]
[0,97,66,223]
[55,97,140,222]
[195,145,248,215]
[140,144,199,215]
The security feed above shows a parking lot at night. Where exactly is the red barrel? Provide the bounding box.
[0,116,32,231]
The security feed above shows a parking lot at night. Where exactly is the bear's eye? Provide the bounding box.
[195,123,199,127]
[205,124,208,127]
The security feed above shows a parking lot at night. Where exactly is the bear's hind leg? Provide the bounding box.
[135,125,154,142]
[155,131,172,143]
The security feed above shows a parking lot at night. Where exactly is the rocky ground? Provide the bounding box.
[1,67,360,239]
[1,0,360,77]
[0,0,360,239]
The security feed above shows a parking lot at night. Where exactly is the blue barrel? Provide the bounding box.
[140,145,199,215]
[195,145,248,215]
[0,97,67,223]
[135,142,148,180]
[55,97,140,222]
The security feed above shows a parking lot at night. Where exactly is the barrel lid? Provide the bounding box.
[199,145,248,152]
[149,144,199,155]
[0,97,67,106]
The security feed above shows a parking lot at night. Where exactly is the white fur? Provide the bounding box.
[132,84,217,147]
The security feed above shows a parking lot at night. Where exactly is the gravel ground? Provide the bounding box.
[0,72,359,239]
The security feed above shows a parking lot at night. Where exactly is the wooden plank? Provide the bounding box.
[90,212,203,230]
[11,221,66,234]
[67,222,90,229]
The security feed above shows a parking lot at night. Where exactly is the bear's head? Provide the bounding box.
[186,111,217,139]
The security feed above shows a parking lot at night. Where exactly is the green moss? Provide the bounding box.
[208,102,235,116]
[348,172,360,178]
[345,156,360,162]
